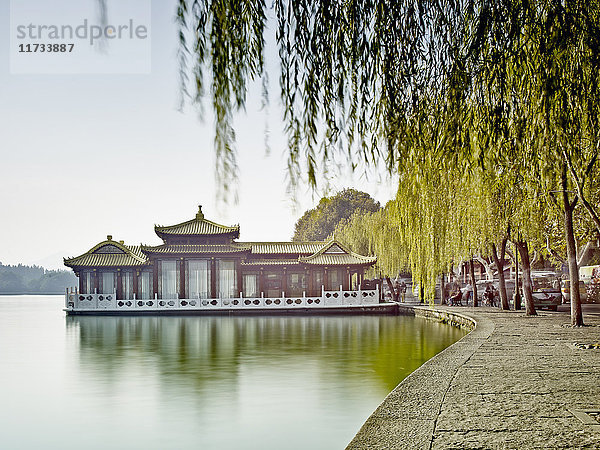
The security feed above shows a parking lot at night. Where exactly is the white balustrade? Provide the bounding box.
[64,285,380,313]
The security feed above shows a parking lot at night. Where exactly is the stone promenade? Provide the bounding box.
[348,305,600,449]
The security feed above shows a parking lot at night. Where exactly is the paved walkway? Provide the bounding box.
[348,305,600,449]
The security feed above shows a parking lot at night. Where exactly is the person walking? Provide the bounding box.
[399,281,407,302]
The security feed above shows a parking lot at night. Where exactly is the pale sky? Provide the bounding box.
[0,0,396,270]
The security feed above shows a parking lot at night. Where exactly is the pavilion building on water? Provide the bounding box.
[63,206,379,313]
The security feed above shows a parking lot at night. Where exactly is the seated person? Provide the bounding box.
[484,283,494,305]
[448,289,462,306]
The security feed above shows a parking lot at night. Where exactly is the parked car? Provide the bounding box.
[531,290,562,311]
[561,280,587,303]
[531,275,562,311]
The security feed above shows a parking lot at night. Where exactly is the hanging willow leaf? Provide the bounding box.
[179,1,600,319]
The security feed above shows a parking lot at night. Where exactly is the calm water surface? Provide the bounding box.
[0,296,465,449]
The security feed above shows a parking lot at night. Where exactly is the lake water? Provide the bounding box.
[0,296,465,449]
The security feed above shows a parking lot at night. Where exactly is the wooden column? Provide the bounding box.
[324,268,329,292]
[180,258,186,299]
[78,272,84,293]
[210,258,217,298]
[305,268,310,296]
[343,267,350,290]
[259,268,265,296]
[153,261,159,298]
[116,269,122,299]
[93,270,99,294]
[236,259,243,296]
[282,267,288,296]
[98,271,103,294]
[133,271,139,298]
[307,268,314,296]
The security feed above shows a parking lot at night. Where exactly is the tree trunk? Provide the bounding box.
[577,241,593,268]
[385,276,399,302]
[474,256,494,280]
[440,273,447,305]
[516,240,536,316]
[513,241,521,310]
[491,237,510,310]
[420,282,425,303]
[469,258,478,307]
[562,168,584,326]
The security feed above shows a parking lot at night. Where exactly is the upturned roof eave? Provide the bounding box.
[64,260,149,269]
[140,244,251,255]
[154,217,241,239]
[298,257,377,266]
[297,238,377,266]
[154,229,241,239]
[63,240,147,268]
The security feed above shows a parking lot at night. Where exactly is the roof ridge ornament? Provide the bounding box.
[196,205,204,221]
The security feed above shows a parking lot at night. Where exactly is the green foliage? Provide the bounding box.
[293,188,380,241]
[181,1,600,310]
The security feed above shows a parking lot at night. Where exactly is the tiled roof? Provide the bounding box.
[242,240,376,267]
[155,207,239,237]
[64,240,148,268]
[155,219,239,236]
[299,240,376,266]
[299,253,377,266]
[141,244,250,254]
[241,242,325,255]
[241,259,300,266]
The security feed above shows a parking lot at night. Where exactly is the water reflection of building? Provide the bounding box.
[63,207,379,313]
[66,315,464,393]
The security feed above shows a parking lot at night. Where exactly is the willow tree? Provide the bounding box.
[334,205,407,299]
[178,1,600,324]
[461,2,600,325]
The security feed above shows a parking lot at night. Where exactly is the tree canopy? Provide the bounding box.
[292,188,380,241]
[179,1,600,324]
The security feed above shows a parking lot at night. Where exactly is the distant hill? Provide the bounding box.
[0,262,77,294]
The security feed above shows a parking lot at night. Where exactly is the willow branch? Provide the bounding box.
[546,235,565,264]
[563,149,600,234]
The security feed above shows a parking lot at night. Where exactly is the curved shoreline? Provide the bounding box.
[348,305,600,449]
[348,304,487,449]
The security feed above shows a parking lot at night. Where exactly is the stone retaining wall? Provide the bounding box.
[397,303,476,331]
[348,305,488,449]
